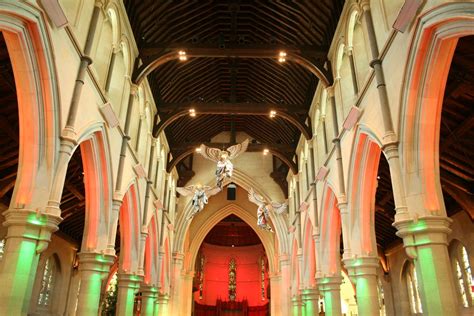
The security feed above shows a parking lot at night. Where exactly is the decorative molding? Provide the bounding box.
[134,164,147,178]
[99,102,120,128]
[343,106,361,130]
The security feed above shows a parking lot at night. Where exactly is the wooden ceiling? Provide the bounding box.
[203,214,262,247]
[0,11,471,255]
[123,0,345,188]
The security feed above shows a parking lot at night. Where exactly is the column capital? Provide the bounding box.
[326,86,335,97]
[394,216,452,259]
[117,272,142,290]
[141,284,158,296]
[360,0,371,12]
[343,256,379,277]
[156,293,169,304]
[77,252,115,274]
[301,287,319,301]
[291,294,304,307]
[316,275,343,292]
[3,208,62,253]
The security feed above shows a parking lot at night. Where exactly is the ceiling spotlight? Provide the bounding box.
[278,51,287,63]
[189,108,196,117]
[263,148,269,155]
[269,110,277,118]
[178,50,187,61]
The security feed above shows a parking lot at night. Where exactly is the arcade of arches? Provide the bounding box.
[0,1,473,315]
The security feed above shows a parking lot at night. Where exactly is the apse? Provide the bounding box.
[193,214,269,316]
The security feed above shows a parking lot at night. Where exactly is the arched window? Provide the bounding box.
[452,244,474,307]
[38,256,58,308]
[404,261,423,314]
[377,277,387,316]
[0,238,5,261]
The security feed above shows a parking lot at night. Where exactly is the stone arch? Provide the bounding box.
[183,203,277,277]
[399,2,474,216]
[318,184,341,275]
[0,2,60,210]
[144,214,159,286]
[346,129,383,256]
[76,127,114,252]
[160,237,171,294]
[105,3,121,47]
[118,183,141,274]
[173,169,288,259]
[290,238,300,297]
[302,216,316,289]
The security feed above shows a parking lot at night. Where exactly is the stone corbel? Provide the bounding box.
[394,215,452,259]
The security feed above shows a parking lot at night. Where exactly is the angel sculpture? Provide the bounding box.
[248,187,287,232]
[198,139,249,189]
[176,184,221,220]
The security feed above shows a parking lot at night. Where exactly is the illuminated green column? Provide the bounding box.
[292,294,304,316]
[76,252,115,316]
[318,276,342,316]
[301,288,319,316]
[0,209,61,316]
[395,216,458,315]
[155,293,169,316]
[140,285,158,316]
[116,273,142,316]
[344,256,379,316]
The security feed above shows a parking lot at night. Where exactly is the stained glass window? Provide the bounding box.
[38,257,56,307]
[0,239,5,261]
[453,245,473,308]
[405,261,422,314]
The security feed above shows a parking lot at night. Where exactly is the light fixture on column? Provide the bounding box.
[263,148,269,155]
[269,110,277,118]
[178,50,187,61]
[195,147,201,153]
[278,51,287,63]
[189,108,196,117]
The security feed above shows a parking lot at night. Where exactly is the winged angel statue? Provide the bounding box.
[176,184,221,220]
[248,188,287,232]
[198,139,249,189]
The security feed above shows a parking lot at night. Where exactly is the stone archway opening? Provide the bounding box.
[192,213,270,316]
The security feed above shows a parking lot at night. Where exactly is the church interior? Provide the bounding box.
[0,0,472,315]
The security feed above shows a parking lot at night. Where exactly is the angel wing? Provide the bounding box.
[248,187,266,206]
[176,185,196,197]
[226,139,249,160]
[270,202,288,215]
[198,144,222,162]
[203,186,221,197]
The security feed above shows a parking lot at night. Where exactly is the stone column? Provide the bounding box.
[318,276,343,316]
[140,285,158,316]
[155,293,169,316]
[344,256,380,316]
[105,197,122,255]
[75,252,115,316]
[0,209,61,315]
[140,284,158,316]
[394,216,458,315]
[301,288,319,316]
[292,294,304,316]
[116,273,142,316]
[280,254,292,316]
